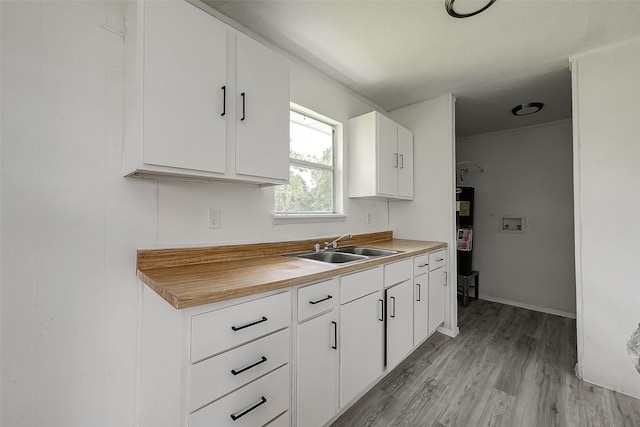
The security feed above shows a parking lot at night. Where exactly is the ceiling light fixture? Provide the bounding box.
[445,0,496,18]
[511,102,544,116]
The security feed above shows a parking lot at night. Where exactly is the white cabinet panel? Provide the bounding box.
[236,32,290,181]
[384,258,412,288]
[385,279,414,370]
[428,268,446,334]
[191,291,291,363]
[413,254,429,277]
[376,113,399,197]
[428,249,446,271]
[340,266,383,304]
[297,278,339,322]
[297,310,338,427]
[141,0,227,173]
[413,273,429,345]
[189,328,290,412]
[339,291,384,407]
[397,124,414,199]
[189,365,290,427]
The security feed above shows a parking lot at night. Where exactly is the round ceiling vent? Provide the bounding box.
[511,102,544,116]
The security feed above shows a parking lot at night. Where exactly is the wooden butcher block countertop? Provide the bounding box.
[137,231,446,309]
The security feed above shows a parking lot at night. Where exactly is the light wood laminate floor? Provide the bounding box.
[331,299,640,427]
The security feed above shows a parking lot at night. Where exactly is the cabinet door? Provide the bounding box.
[428,267,446,334]
[385,279,414,370]
[297,311,338,427]
[340,291,384,407]
[376,113,399,197]
[413,273,429,345]
[143,1,227,173]
[236,32,290,181]
[397,124,414,199]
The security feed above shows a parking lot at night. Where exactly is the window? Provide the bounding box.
[275,108,336,214]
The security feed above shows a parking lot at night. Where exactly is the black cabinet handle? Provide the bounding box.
[416,283,421,301]
[418,263,428,268]
[331,321,338,350]
[240,92,246,121]
[394,153,398,168]
[309,295,333,305]
[230,396,267,421]
[221,85,226,116]
[436,258,444,262]
[390,296,396,318]
[378,299,384,321]
[230,356,267,376]
[400,154,404,169]
[231,316,267,331]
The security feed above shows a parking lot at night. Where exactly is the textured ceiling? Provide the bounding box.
[202,0,640,137]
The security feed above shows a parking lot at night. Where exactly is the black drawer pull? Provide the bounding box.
[436,258,444,262]
[221,85,226,116]
[231,316,267,331]
[331,321,338,350]
[309,295,333,305]
[418,263,428,268]
[240,92,246,121]
[230,356,267,376]
[230,396,267,421]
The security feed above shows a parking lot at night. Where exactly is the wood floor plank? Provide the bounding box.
[330,299,640,427]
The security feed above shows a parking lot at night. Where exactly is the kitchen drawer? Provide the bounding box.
[428,250,446,271]
[189,365,290,427]
[384,258,413,288]
[413,254,429,276]
[298,278,339,322]
[340,266,383,304]
[191,291,291,363]
[189,328,290,412]
[265,411,290,427]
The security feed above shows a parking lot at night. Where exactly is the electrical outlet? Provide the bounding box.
[208,209,221,229]
[366,211,372,224]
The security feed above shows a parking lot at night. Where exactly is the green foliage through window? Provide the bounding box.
[275,110,335,213]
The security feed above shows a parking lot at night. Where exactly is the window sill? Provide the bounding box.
[272,214,347,225]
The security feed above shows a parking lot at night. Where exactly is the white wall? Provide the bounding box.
[456,121,576,317]
[389,94,458,336]
[572,38,640,399]
[0,2,394,425]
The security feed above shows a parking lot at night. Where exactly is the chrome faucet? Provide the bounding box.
[324,233,352,250]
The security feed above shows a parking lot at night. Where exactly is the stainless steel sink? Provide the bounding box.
[293,251,369,263]
[332,246,400,257]
[288,246,401,264]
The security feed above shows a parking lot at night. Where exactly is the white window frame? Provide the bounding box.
[272,104,346,224]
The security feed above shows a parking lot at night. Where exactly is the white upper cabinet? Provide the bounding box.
[141,0,227,174]
[348,111,414,200]
[235,32,290,181]
[123,0,290,186]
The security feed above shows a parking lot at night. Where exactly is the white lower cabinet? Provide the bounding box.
[296,310,339,427]
[139,250,448,427]
[339,290,385,407]
[385,278,414,370]
[413,272,429,345]
[428,267,446,334]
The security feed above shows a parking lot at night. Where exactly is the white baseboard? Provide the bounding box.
[479,294,577,319]
[437,326,459,338]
